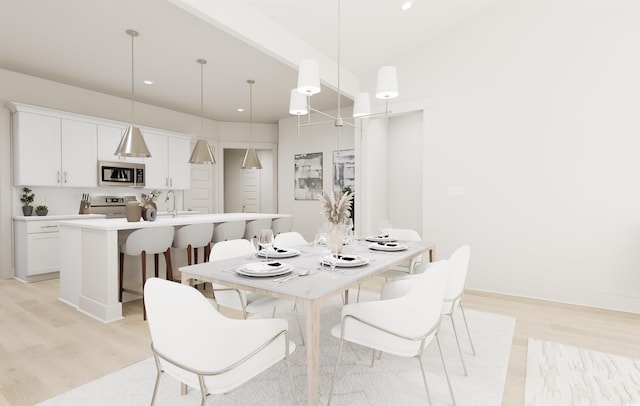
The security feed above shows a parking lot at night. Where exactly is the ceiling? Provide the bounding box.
[0,0,505,124]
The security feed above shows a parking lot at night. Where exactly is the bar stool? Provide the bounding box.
[243,218,272,240]
[119,226,175,319]
[211,220,246,243]
[173,223,214,265]
[271,216,293,236]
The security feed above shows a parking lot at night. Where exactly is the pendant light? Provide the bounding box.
[189,59,216,164]
[115,29,151,158]
[241,80,263,170]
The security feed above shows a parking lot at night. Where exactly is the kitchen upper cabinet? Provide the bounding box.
[13,112,97,187]
[97,124,144,164]
[144,132,191,190]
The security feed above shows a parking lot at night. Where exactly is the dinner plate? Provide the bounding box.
[257,247,301,258]
[236,262,293,277]
[365,235,398,243]
[368,242,408,252]
[321,254,370,268]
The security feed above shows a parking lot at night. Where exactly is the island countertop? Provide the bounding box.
[57,212,290,231]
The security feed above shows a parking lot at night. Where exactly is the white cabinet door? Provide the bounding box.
[13,112,61,186]
[168,136,191,189]
[97,124,145,164]
[61,119,97,187]
[27,232,60,275]
[143,132,169,189]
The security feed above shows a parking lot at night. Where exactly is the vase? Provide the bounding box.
[125,201,141,222]
[327,223,344,254]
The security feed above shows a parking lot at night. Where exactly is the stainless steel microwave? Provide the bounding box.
[98,161,145,187]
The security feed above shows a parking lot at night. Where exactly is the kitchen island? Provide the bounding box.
[57,213,291,323]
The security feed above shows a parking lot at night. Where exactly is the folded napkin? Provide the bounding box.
[243,261,283,272]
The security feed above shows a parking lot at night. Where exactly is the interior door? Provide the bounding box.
[188,164,213,214]
[242,168,260,213]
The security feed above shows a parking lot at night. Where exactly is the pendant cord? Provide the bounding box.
[130,32,135,123]
[200,62,204,137]
[337,0,341,119]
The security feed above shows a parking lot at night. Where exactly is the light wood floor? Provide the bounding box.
[1,277,639,406]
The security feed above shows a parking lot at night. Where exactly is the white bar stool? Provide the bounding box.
[243,218,272,240]
[271,216,293,236]
[173,223,214,265]
[119,226,175,320]
[211,221,246,243]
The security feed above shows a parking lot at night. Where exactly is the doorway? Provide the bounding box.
[223,148,274,213]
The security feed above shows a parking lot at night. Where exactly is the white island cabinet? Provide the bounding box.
[57,213,291,322]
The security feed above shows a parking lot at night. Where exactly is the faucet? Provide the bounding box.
[165,190,177,218]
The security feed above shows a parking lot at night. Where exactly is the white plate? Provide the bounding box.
[236,262,293,277]
[368,242,408,252]
[321,254,370,268]
[365,235,398,243]
[257,247,301,258]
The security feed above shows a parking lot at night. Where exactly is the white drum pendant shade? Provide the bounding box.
[116,126,151,157]
[352,92,371,117]
[297,59,321,95]
[289,89,308,115]
[375,66,399,100]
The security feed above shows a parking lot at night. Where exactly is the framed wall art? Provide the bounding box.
[294,152,323,200]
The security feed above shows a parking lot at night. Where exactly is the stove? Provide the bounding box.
[89,195,137,218]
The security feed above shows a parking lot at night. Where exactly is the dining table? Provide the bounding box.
[179,238,435,405]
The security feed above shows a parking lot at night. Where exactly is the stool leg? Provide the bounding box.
[194,247,199,265]
[164,249,173,281]
[141,251,147,320]
[119,252,125,302]
[154,253,159,278]
[204,243,211,262]
[187,244,193,266]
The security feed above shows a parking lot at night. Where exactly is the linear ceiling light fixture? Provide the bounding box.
[115,29,151,158]
[189,58,216,164]
[241,80,263,170]
[288,0,399,132]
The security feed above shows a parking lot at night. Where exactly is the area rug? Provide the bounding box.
[39,293,515,405]
[525,338,640,405]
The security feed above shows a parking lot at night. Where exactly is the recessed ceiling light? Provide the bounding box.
[143,80,154,85]
[401,0,413,11]
[237,108,245,112]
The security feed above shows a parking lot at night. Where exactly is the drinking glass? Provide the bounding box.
[258,229,274,262]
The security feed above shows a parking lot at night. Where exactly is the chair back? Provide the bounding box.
[444,245,470,301]
[210,239,255,261]
[386,228,422,241]
[211,221,246,243]
[243,218,272,240]
[271,216,293,236]
[273,231,307,248]
[121,226,174,256]
[173,223,214,249]
[402,260,449,336]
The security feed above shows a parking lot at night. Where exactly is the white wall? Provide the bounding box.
[278,111,355,241]
[369,1,640,313]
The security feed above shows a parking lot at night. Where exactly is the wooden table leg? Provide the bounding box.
[304,299,321,406]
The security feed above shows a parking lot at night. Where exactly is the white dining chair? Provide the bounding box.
[209,239,305,344]
[144,278,296,406]
[273,231,307,248]
[328,260,456,406]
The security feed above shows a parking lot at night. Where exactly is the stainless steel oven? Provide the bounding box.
[98,161,145,187]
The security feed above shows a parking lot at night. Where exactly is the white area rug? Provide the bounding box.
[525,338,640,406]
[39,293,514,405]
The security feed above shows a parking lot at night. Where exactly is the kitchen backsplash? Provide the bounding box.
[12,186,183,217]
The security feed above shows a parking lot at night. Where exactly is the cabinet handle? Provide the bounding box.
[64,171,68,183]
[57,170,61,184]
[41,225,58,229]
[170,177,173,187]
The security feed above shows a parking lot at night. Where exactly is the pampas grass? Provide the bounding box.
[320,190,353,224]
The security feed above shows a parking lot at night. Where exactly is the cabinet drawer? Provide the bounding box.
[26,221,59,233]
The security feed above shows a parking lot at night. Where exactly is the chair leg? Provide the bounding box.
[141,251,147,320]
[187,244,193,266]
[194,247,199,264]
[204,242,211,262]
[417,355,433,406]
[328,336,347,406]
[154,253,159,278]
[164,249,173,281]
[119,252,124,302]
[436,334,457,406]
[449,315,468,376]
[150,354,163,406]
[460,303,476,356]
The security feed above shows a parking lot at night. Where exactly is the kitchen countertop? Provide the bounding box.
[13,214,106,221]
[57,212,291,231]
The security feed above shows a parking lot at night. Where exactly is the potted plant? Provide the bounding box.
[36,205,48,216]
[20,187,35,216]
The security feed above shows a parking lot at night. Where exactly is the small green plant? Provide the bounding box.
[36,205,48,211]
[20,187,35,207]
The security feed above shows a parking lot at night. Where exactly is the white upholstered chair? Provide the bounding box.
[144,278,296,406]
[243,218,272,241]
[273,231,307,248]
[271,216,293,236]
[119,226,175,320]
[328,260,456,406]
[211,221,246,243]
